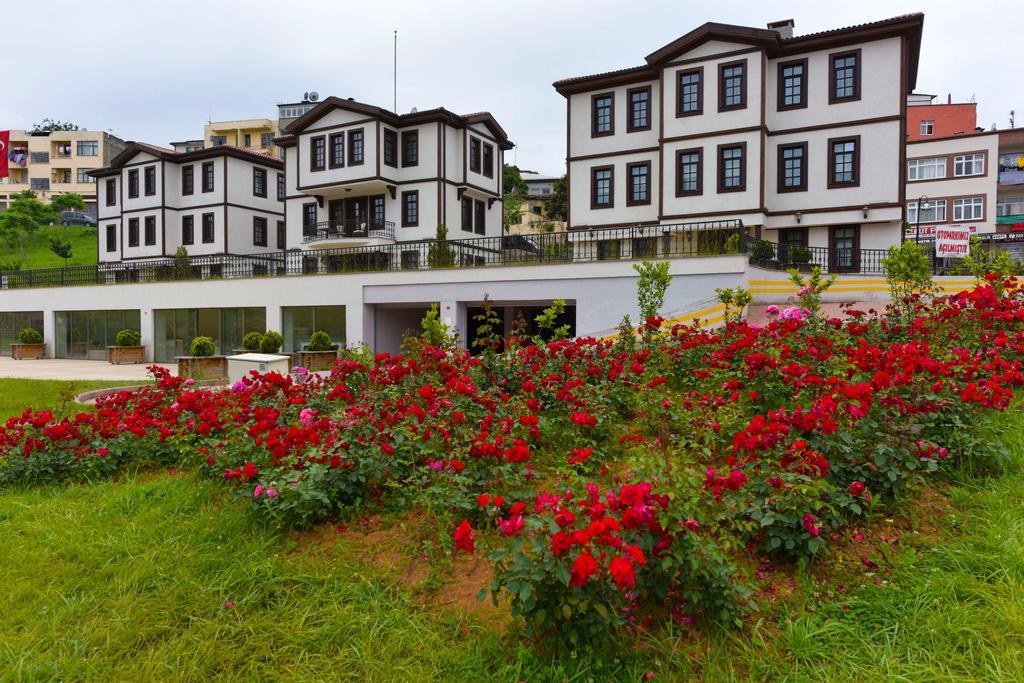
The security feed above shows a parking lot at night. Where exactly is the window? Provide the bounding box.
[261,133,274,148]
[718,61,746,111]
[182,165,194,195]
[778,143,807,192]
[592,93,614,136]
[828,137,859,187]
[105,224,116,252]
[907,157,946,181]
[402,190,419,227]
[182,215,194,245]
[302,203,317,234]
[144,166,156,196]
[461,197,473,232]
[829,50,860,103]
[482,143,494,178]
[474,199,486,235]
[718,144,746,192]
[30,178,50,190]
[627,161,650,205]
[128,217,139,247]
[211,135,227,147]
[954,153,985,177]
[401,131,418,167]
[677,68,703,116]
[829,225,860,272]
[370,195,385,226]
[77,141,98,156]
[329,133,344,168]
[144,216,156,245]
[907,199,947,223]
[201,213,215,243]
[469,137,481,173]
[253,168,267,197]
[348,129,364,165]
[920,120,934,136]
[76,168,91,184]
[105,178,116,206]
[953,197,984,221]
[591,166,613,208]
[276,173,285,201]
[627,86,651,132]
[276,220,286,250]
[202,162,214,192]
[780,227,808,248]
[778,59,807,110]
[384,129,398,167]
[253,216,267,246]
[676,149,702,196]
[310,136,326,171]
[128,169,139,198]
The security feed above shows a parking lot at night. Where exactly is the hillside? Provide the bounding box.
[0,225,98,270]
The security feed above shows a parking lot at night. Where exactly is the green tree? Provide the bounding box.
[172,246,193,280]
[0,210,37,261]
[51,192,87,215]
[427,224,456,268]
[882,241,935,318]
[501,165,528,232]
[503,164,528,197]
[544,175,567,221]
[633,260,672,329]
[31,119,80,132]
[49,238,73,267]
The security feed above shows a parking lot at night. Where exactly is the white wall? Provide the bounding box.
[568,151,659,227]
[569,79,660,158]
[296,121,379,190]
[661,51,764,140]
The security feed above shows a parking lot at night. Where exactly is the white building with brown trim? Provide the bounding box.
[554,15,924,269]
[89,143,284,265]
[274,97,513,253]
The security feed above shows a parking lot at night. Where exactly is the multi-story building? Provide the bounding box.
[170,139,205,153]
[507,172,567,234]
[907,93,980,141]
[89,143,284,265]
[554,14,924,270]
[0,129,126,214]
[275,96,511,253]
[205,119,278,156]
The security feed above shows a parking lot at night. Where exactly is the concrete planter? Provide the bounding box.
[294,349,338,372]
[175,355,228,380]
[107,345,146,365]
[11,343,46,360]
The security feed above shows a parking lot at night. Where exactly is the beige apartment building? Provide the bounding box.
[1,129,126,215]
[204,119,278,156]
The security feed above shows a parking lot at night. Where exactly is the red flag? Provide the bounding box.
[0,131,9,179]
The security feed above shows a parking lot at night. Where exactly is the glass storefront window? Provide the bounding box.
[0,312,44,356]
[283,306,346,352]
[54,310,141,360]
[152,307,266,362]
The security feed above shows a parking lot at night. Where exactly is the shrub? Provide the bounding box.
[633,260,671,330]
[751,240,777,262]
[188,336,216,357]
[307,330,333,352]
[789,245,813,264]
[259,330,284,354]
[114,329,141,347]
[18,328,43,345]
[242,331,263,351]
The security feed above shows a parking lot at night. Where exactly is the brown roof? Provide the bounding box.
[89,142,283,176]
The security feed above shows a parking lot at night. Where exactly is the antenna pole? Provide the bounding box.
[393,30,398,112]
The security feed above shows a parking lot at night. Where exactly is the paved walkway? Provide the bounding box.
[0,357,173,381]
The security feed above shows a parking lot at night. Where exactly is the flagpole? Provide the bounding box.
[393,30,398,113]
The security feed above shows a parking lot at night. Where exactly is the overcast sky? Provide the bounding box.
[2,0,1017,175]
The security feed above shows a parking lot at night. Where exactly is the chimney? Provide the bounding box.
[767,19,795,39]
[948,93,952,104]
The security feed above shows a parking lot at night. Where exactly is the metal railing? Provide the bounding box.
[745,239,973,275]
[302,219,396,243]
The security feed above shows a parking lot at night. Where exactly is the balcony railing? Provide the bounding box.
[746,239,965,275]
[302,219,396,243]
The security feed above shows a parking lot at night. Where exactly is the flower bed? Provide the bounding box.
[2,277,1023,645]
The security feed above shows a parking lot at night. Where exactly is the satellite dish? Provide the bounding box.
[303,92,309,100]
[309,91,320,102]
[410,107,418,113]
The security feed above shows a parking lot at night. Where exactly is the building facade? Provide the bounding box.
[0,129,126,215]
[554,15,924,267]
[89,143,284,264]
[205,119,279,156]
[906,94,979,141]
[507,172,567,234]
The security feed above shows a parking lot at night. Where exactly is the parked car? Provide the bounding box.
[60,210,96,227]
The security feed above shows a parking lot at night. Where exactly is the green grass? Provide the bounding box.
[0,224,98,270]
[1,379,1023,680]
[0,379,139,419]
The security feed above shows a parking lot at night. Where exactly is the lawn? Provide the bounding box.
[0,224,98,270]
[0,378,139,419]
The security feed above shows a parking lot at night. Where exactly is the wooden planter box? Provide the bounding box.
[293,349,338,372]
[107,345,146,365]
[11,343,46,360]
[176,356,228,380]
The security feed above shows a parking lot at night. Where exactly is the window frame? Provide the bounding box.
[777,142,808,193]
[676,148,703,196]
[469,137,481,173]
[401,130,419,167]
[626,85,652,132]
[302,202,318,232]
[182,215,194,245]
[777,58,808,111]
[718,60,747,112]
[105,178,116,206]
[144,215,156,246]
[127,217,139,247]
[953,153,985,177]
[253,216,268,247]
[907,156,947,182]
[310,135,326,172]
[201,162,215,193]
[827,135,860,188]
[401,190,419,227]
[474,199,486,235]
[252,167,267,198]
[676,67,703,117]
[920,120,934,136]
[383,129,398,168]
[482,143,494,178]
[276,220,286,250]
[591,92,615,137]
[952,196,985,222]
[717,143,747,193]
[461,197,474,232]
[276,173,285,201]
[182,165,194,195]
[591,165,614,209]
[328,133,345,169]
[626,160,651,206]
[907,199,948,224]
[127,169,139,199]
[77,140,98,156]
[144,166,157,196]
[347,128,364,166]
[201,212,215,244]
[829,49,861,104]
[105,224,117,252]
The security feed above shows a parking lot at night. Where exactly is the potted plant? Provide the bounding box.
[176,335,227,380]
[259,330,284,354]
[107,329,145,365]
[232,331,263,355]
[789,245,814,272]
[294,330,339,371]
[11,328,46,360]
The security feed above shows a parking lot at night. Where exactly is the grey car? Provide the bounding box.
[60,210,97,227]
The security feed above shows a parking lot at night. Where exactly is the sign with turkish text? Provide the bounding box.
[904,224,977,238]
[0,131,9,179]
[935,226,971,258]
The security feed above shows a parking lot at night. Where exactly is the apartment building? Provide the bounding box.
[0,129,126,214]
[554,14,924,269]
[275,96,512,254]
[507,172,567,234]
[89,143,284,264]
[205,119,278,156]
[907,93,979,141]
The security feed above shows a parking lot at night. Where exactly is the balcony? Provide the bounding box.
[997,200,1024,226]
[302,219,396,248]
[999,154,1024,186]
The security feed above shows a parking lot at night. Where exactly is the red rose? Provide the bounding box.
[609,555,636,590]
[453,519,475,554]
[570,551,599,587]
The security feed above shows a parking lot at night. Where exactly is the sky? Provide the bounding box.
[2,0,1018,175]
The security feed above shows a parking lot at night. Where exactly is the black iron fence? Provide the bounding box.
[302,219,396,243]
[746,239,970,275]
